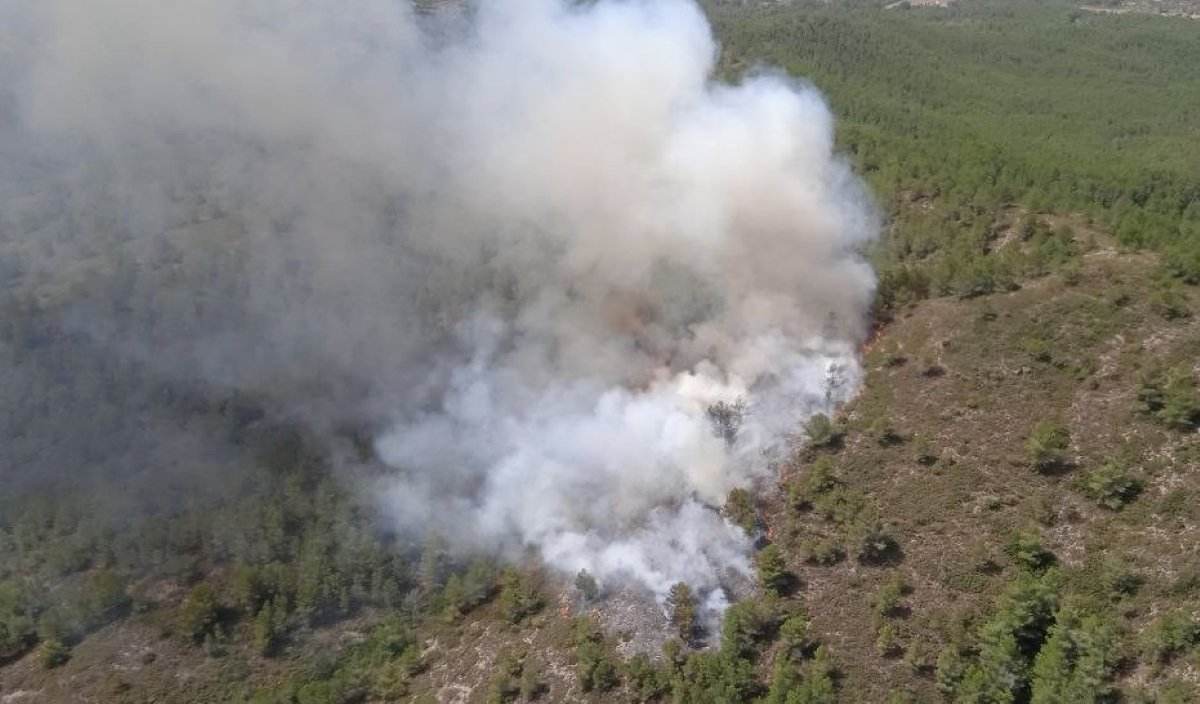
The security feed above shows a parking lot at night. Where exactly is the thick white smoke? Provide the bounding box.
[3,0,876,614]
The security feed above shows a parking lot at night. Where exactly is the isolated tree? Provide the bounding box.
[83,569,130,624]
[440,574,467,622]
[0,581,36,659]
[417,534,449,594]
[623,653,669,703]
[460,559,498,611]
[666,582,698,644]
[573,620,619,692]
[756,544,791,596]
[805,413,843,449]
[179,584,220,643]
[519,657,548,701]
[486,653,523,704]
[720,599,775,660]
[497,569,543,624]
[252,599,279,656]
[575,569,599,603]
[707,399,746,446]
[804,456,841,497]
[724,488,759,534]
[777,611,810,659]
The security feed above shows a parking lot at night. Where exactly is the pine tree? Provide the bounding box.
[665,582,698,644]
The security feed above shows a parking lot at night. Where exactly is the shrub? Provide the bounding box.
[804,456,841,497]
[1159,368,1200,430]
[1006,531,1056,573]
[869,418,905,446]
[1026,421,1070,473]
[1162,240,1200,284]
[855,523,902,566]
[802,538,846,567]
[39,638,70,669]
[814,487,867,526]
[1149,281,1191,320]
[912,434,939,466]
[873,574,910,618]
[876,623,902,657]
[1137,366,1200,430]
[1081,460,1143,510]
[1140,612,1200,665]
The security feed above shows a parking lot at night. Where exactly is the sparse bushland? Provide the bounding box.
[9,250,1192,700]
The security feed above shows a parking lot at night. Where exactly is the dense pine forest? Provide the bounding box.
[706,0,1200,306]
[2,1,1199,702]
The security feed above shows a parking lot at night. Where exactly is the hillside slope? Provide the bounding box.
[3,227,1195,703]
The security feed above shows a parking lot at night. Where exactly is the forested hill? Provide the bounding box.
[2,2,1199,703]
[705,0,1200,292]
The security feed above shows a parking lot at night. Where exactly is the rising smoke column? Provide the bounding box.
[2,0,876,614]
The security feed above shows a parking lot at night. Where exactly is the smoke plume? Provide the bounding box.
[1,0,876,613]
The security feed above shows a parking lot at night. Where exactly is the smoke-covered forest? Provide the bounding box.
[2,1,1199,703]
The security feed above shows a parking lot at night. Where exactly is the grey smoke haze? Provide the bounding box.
[0,0,876,611]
